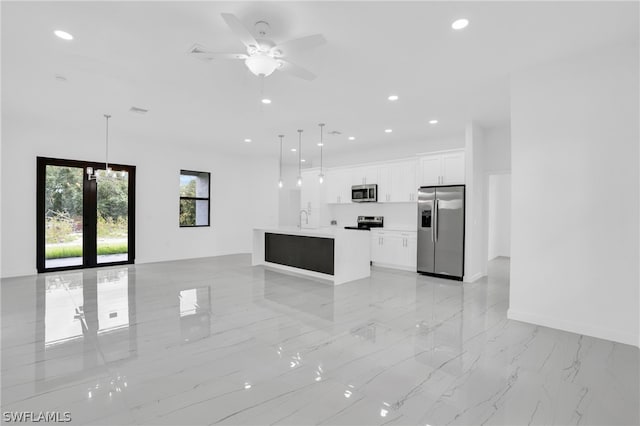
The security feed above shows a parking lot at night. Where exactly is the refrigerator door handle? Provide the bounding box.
[430,201,435,242]
[434,199,439,242]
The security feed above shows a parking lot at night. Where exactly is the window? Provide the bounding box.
[179,170,210,227]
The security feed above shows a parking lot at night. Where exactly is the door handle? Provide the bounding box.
[431,203,435,243]
[435,199,439,242]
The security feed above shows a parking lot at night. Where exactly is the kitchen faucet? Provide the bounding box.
[299,209,309,228]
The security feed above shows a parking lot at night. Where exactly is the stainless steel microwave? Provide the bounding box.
[352,184,377,202]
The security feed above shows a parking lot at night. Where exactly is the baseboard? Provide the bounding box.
[371,262,416,272]
[507,309,639,348]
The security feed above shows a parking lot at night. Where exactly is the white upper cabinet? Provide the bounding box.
[350,166,379,185]
[418,150,465,186]
[441,151,465,185]
[419,156,442,186]
[325,169,351,204]
[378,161,417,202]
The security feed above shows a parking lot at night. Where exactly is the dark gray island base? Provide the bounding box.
[265,233,335,275]
[252,227,371,285]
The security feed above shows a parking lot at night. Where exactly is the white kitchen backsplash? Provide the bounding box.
[326,203,417,230]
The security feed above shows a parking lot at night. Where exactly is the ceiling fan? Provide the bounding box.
[189,13,326,81]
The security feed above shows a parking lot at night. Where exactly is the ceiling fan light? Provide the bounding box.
[245,54,279,77]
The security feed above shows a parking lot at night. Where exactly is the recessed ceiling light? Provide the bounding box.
[429,119,438,124]
[384,129,393,133]
[261,98,272,104]
[290,148,297,152]
[317,143,324,147]
[54,30,73,40]
[348,136,356,141]
[301,159,306,163]
[451,18,469,30]
[244,138,252,142]
[387,95,399,101]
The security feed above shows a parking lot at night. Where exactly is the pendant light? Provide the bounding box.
[296,129,303,187]
[278,134,284,188]
[318,123,325,184]
[86,114,112,181]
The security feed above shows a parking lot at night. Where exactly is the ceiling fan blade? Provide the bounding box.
[221,13,259,49]
[188,45,247,61]
[273,34,326,56]
[278,60,317,81]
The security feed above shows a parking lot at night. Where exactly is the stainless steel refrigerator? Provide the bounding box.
[417,185,465,280]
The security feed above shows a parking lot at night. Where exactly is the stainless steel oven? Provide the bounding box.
[351,184,377,202]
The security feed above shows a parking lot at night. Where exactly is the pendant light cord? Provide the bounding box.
[297,129,303,182]
[319,123,325,174]
[278,134,284,182]
[104,114,111,171]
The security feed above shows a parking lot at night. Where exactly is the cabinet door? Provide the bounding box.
[326,169,350,204]
[381,235,403,266]
[339,171,352,204]
[370,232,384,263]
[363,166,379,184]
[350,166,378,185]
[397,235,417,269]
[377,165,393,203]
[419,155,442,186]
[350,166,365,186]
[393,161,417,202]
[442,152,465,184]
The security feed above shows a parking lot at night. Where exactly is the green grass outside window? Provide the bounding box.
[46,243,128,259]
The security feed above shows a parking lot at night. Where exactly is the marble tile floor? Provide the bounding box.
[1,255,638,425]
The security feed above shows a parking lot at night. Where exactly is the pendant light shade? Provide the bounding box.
[318,123,325,184]
[296,129,303,187]
[278,134,284,189]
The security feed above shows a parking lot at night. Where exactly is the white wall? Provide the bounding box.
[488,173,511,259]
[1,116,279,278]
[464,123,488,282]
[278,164,301,227]
[509,43,639,347]
[484,124,511,172]
[319,136,464,168]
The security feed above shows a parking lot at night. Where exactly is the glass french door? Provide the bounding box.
[37,157,136,272]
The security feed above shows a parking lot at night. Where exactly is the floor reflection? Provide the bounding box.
[35,267,137,389]
[260,270,336,323]
[179,286,211,343]
[414,280,465,375]
[44,273,85,347]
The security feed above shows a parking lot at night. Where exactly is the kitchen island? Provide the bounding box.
[252,227,371,285]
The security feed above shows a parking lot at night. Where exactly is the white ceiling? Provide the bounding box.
[2,1,638,165]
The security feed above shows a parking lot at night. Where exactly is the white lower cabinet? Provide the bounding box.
[370,230,417,270]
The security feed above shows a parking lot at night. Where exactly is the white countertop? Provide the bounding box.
[255,226,345,238]
[255,226,417,237]
[373,227,417,233]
